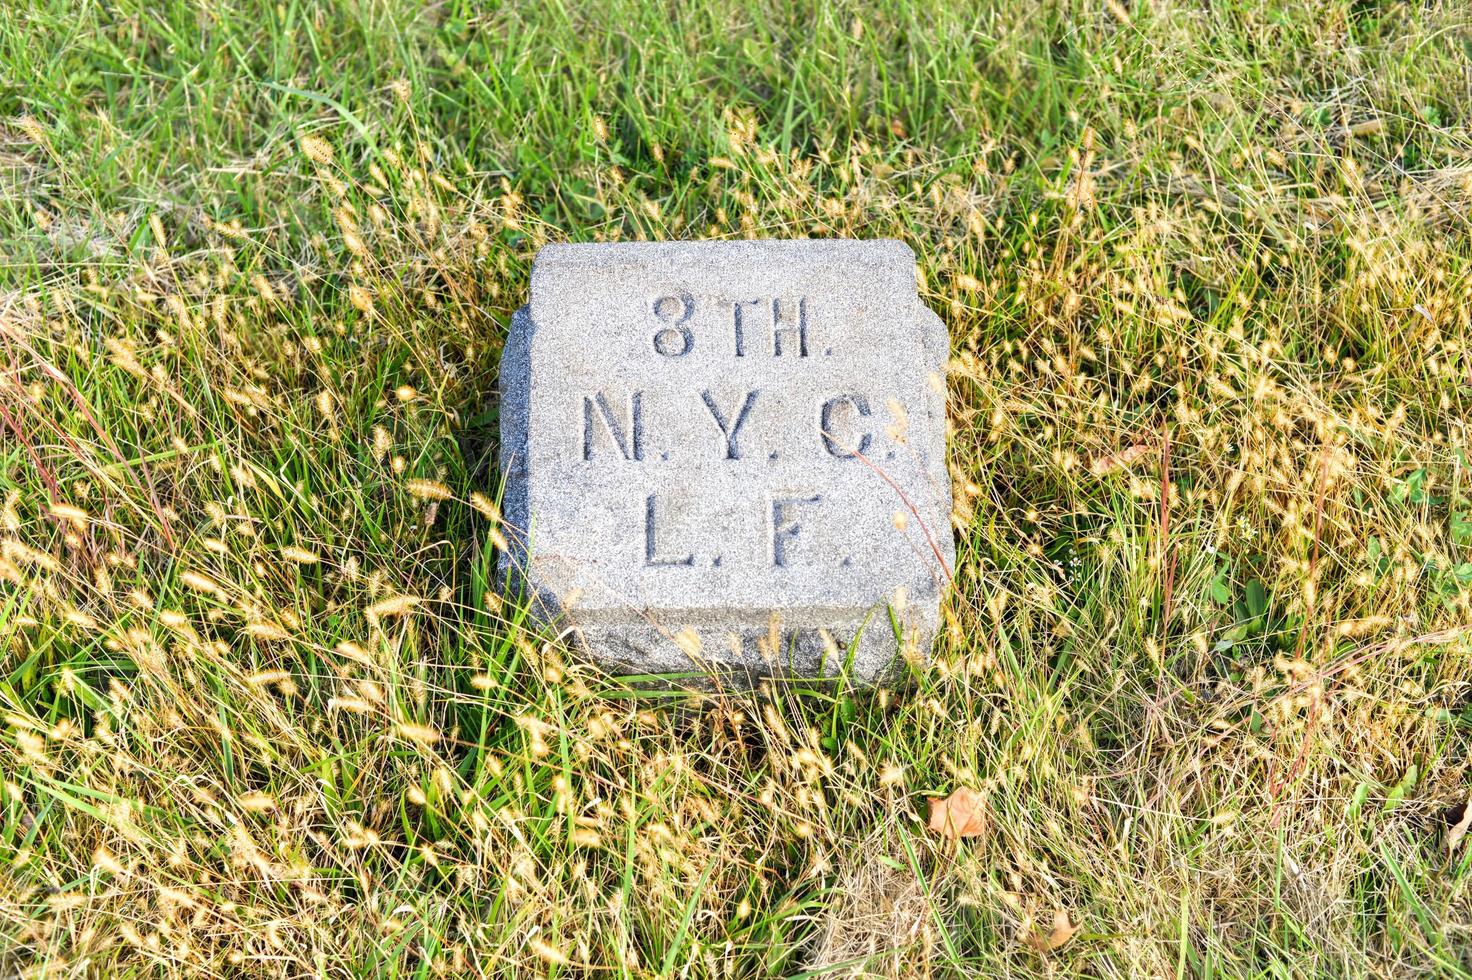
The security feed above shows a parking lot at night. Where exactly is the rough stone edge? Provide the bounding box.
[530,239,920,326]
[572,611,929,687]
[918,301,958,579]
[497,305,562,624]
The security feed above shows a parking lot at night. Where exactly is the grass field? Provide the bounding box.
[3,0,1472,975]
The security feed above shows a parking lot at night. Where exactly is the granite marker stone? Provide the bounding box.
[500,240,953,684]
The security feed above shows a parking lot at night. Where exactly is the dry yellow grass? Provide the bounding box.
[2,0,1472,976]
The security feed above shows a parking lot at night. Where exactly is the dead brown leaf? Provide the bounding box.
[1089,442,1152,476]
[1025,910,1081,953]
[1446,796,1472,854]
[926,786,987,839]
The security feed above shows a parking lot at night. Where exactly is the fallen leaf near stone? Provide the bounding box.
[1446,796,1472,853]
[1025,910,1080,953]
[927,786,987,838]
[1089,442,1153,476]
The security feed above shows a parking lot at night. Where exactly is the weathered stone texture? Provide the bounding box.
[500,239,952,683]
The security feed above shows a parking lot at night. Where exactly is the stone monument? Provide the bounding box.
[499,240,952,684]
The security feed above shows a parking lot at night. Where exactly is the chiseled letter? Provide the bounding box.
[772,296,808,357]
[583,391,643,461]
[819,394,873,459]
[771,495,821,566]
[732,299,762,357]
[701,389,759,460]
[645,494,694,566]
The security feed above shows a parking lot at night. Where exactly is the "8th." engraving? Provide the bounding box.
[651,292,818,359]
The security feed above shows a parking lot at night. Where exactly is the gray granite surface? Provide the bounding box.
[500,239,952,684]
